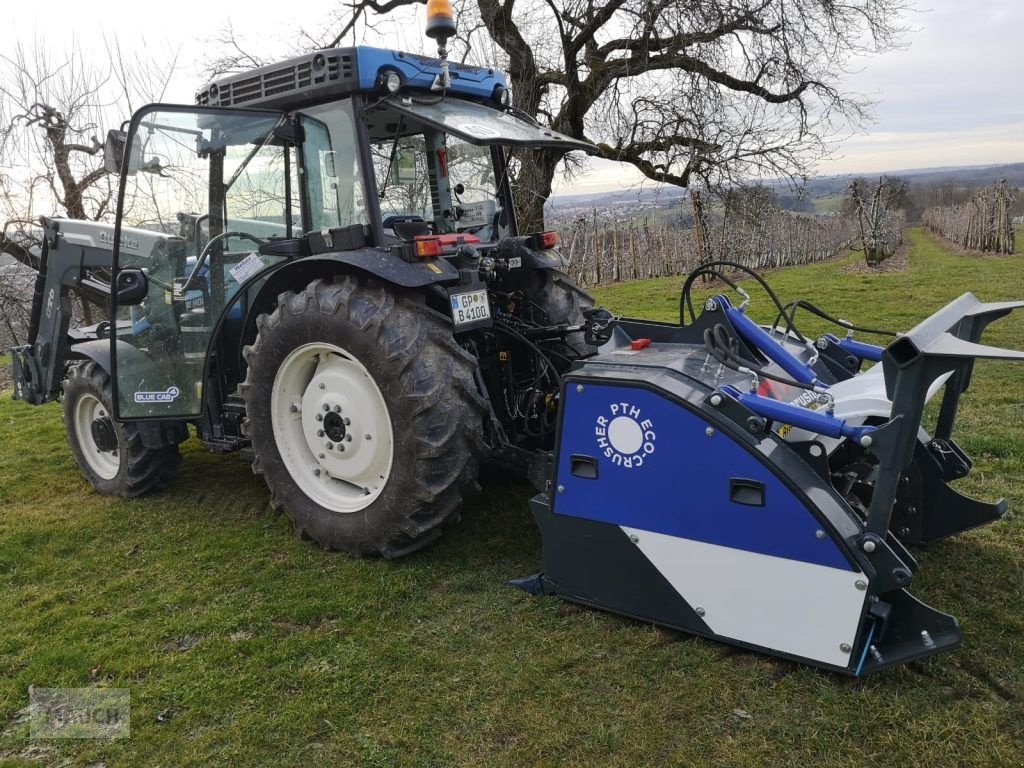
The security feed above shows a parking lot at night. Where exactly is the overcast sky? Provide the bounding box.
[6,0,1023,194]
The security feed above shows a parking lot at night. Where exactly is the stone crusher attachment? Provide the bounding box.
[519,262,1024,675]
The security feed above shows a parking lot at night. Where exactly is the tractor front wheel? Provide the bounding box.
[240,276,487,557]
[62,361,182,496]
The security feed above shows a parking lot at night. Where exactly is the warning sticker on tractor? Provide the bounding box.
[229,252,264,284]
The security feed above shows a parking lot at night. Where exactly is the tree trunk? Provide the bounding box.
[512,148,564,234]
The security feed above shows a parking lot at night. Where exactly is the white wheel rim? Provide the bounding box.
[74,392,120,480]
[270,342,395,514]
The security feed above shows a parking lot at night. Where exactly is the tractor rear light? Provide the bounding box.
[395,238,444,262]
[529,231,560,250]
[630,338,652,351]
[413,239,442,258]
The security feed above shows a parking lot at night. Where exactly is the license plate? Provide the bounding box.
[451,289,491,327]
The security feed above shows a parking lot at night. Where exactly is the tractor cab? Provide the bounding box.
[100,45,594,424]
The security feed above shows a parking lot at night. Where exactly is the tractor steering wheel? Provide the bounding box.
[184,231,266,290]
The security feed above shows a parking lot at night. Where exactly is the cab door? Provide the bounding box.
[110,105,295,420]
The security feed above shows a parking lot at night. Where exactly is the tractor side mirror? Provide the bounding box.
[103,129,143,176]
[115,268,148,305]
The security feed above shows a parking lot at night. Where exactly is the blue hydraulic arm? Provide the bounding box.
[719,296,820,386]
[720,385,876,445]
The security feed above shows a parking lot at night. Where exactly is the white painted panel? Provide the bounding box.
[622,526,867,667]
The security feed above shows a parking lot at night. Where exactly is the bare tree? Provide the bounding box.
[846,176,906,265]
[0,38,176,345]
[241,0,908,231]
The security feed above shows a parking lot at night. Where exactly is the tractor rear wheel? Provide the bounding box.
[524,269,596,358]
[62,361,182,496]
[240,275,487,557]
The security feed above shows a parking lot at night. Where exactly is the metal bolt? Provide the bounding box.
[859,434,873,448]
[315,413,323,422]
[695,607,706,617]
[557,485,565,494]
[855,580,867,591]
[365,434,372,440]
[334,404,342,413]
[326,443,334,450]
[576,384,584,394]
[318,453,325,459]
[709,394,723,407]
[705,427,715,437]
[840,643,852,653]
[628,534,639,544]
[815,530,826,540]
[317,429,325,437]
[322,403,330,412]
[338,444,345,452]
[345,434,352,442]
[314,468,321,476]
[289,403,298,413]
[809,444,823,458]
[343,417,351,425]
[319,383,326,390]
[862,539,877,553]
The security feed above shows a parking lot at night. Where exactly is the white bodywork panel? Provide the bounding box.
[623,526,868,668]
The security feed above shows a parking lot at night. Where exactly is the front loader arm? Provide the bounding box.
[11,217,113,404]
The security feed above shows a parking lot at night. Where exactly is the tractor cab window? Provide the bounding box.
[364,104,510,242]
[298,100,369,232]
[113,106,294,419]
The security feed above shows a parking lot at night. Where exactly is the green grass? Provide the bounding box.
[2,229,1023,766]
[812,195,846,214]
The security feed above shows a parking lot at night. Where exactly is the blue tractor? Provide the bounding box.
[10,7,1024,673]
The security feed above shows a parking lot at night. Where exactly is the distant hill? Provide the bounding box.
[547,161,1024,210]
[801,162,1024,198]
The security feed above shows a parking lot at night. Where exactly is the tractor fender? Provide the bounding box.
[495,236,569,270]
[239,253,456,360]
[306,248,460,288]
[68,339,188,448]
[71,338,158,377]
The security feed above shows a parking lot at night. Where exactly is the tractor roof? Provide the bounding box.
[196,46,509,111]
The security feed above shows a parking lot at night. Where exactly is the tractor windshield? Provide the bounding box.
[363,97,592,241]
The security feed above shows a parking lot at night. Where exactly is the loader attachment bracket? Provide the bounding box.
[866,294,1024,541]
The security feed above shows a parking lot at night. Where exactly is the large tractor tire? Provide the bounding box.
[524,269,596,358]
[62,361,182,496]
[240,275,488,558]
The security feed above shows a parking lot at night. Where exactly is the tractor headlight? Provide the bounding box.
[495,85,512,107]
[380,70,402,93]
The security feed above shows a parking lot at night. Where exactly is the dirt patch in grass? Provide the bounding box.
[842,241,909,274]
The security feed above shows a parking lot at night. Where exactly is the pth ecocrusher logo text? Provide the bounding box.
[595,401,656,468]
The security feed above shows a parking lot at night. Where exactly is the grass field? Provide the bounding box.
[2,229,1023,767]
[812,195,846,214]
